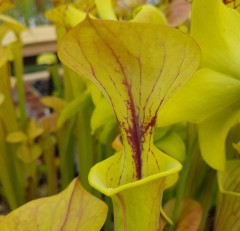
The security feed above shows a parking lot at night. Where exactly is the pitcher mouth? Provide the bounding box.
[88,151,182,197]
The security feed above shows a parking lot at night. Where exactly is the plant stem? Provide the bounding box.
[57,117,76,189]
[102,196,113,231]
[10,41,27,129]
[169,123,197,231]
[0,120,19,209]
[76,98,94,193]
[43,144,58,195]
[0,63,25,207]
[25,161,38,201]
[49,64,63,98]
[198,169,217,231]
[184,148,207,198]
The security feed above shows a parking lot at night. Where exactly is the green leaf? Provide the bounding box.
[191,0,240,79]
[199,103,240,170]
[31,144,42,161]
[27,120,43,140]
[0,178,108,231]
[57,92,90,128]
[91,97,115,133]
[39,135,56,150]
[98,120,117,145]
[89,84,102,105]
[215,160,240,230]
[154,126,172,141]
[17,143,42,163]
[155,131,186,163]
[157,68,240,126]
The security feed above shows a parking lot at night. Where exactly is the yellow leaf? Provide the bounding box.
[59,17,200,179]
[38,113,58,134]
[0,0,14,13]
[215,160,240,230]
[112,134,123,151]
[45,5,66,25]
[0,14,25,35]
[37,53,57,65]
[191,0,240,78]
[6,131,27,143]
[199,104,240,170]
[0,46,8,67]
[27,120,43,140]
[17,143,42,163]
[0,92,4,105]
[41,96,66,113]
[58,15,200,231]
[0,24,9,42]
[131,5,167,24]
[89,150,180,230]
[27,120,43,141]
[95,0,117,20]
[45,4,94,28]
[64,4,88,27]
[157,68,240,127]
[0,178,108,231]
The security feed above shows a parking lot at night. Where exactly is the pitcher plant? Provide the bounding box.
[58,16,200,230]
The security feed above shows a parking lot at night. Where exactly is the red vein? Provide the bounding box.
[60,181,78,230]
[88,19,143,179]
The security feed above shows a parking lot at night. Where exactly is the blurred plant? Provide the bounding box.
[157,0,240,230]
[37,53,63,98]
